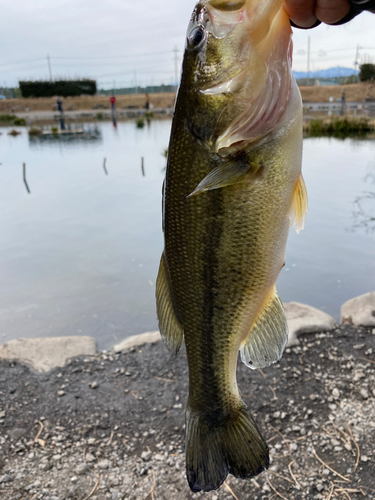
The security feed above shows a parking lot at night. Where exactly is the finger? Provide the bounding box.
[315,0,351,24]
[283,0,318,28]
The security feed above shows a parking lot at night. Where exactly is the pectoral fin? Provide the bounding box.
[156,253,184,354]
[289,173,308,234]
[240,287,288,369]
[188,158,260,198]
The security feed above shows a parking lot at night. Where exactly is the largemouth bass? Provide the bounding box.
[156,0,307,492]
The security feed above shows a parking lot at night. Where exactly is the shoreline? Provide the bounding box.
[1,294,374,372]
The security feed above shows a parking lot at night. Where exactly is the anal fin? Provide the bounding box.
[289,172,308,234]
[156,253,184,354]
[240,287,288,369]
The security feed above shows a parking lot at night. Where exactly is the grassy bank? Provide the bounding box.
[304,116,375,138]
[0,82,374,114]
[299,81,375,103]
[0,93,176,114]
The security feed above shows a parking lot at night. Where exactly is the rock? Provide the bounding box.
[75,463,89,475]
[360,388,369,400]
[341,292,375,327]
[57,390,65,397]
[141,451,152,461]
[85,453,96,463]
[284,302,336,346]
[98,459,111,470]
[0,475,13,484]
[114,331,161,353]
[39,462,52,471]
[122,474,133,485]
[0,336,97,373]
[353,370,365,382]
[332,388,340,399]
[90,381,98,389]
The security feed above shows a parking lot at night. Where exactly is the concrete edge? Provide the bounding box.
[113,331,161,353]
[0,336,97,374]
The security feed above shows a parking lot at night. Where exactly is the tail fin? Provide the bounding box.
[185,404,269,492]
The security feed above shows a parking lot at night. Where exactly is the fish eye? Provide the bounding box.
[188,27,205,50]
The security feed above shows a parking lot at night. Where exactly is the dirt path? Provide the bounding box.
[0,324,374,500]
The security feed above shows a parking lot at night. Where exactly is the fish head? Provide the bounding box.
[180,0,298,154]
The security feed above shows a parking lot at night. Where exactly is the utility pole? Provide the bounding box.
[354,44,360,82]
[47,55,52,82]
[307,36,311,86]
[173,46,179,90]
[134,70,138,94]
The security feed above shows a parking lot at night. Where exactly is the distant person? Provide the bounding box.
[144,93,150,110]
[341,87,346,115]
[57,98,63,115]
[284,0,374,29]
[110,95,116,112]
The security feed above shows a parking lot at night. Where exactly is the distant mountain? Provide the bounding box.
[293,66,359,80]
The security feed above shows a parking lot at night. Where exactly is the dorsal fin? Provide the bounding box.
[289,172,308,234]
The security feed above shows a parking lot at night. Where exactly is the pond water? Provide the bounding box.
[0,120,374,350]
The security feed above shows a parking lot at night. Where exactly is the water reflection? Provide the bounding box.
[351,162,375,233]
[28,125,102,147]
[352,192,375,232]
[112,111,117,128]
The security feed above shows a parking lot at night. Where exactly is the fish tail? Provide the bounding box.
[185,404,269,492]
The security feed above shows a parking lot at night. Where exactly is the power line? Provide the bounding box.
[50,51,167,60]
[0,58,45,68]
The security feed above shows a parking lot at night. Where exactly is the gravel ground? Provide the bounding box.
[0,324,374,500]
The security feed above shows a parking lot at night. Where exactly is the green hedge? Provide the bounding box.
[19,79,97,98]
[359,64,375,82]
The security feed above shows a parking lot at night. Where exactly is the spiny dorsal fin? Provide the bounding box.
[240,287,288,369]
[156,253,184,354]
[289,173,308,234]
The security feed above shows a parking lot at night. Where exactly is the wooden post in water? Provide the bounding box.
[23,163,30,194]
[103,157,108,175]
[141,157,145,176]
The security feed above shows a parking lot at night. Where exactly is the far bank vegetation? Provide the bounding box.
[304,116,375,137]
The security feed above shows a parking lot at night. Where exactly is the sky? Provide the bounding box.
[1,0,375,89]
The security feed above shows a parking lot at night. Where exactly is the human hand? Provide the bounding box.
[284,0,351,28]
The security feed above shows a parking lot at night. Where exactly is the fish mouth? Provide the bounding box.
[201,0,295,153]
[197,1,250,96]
